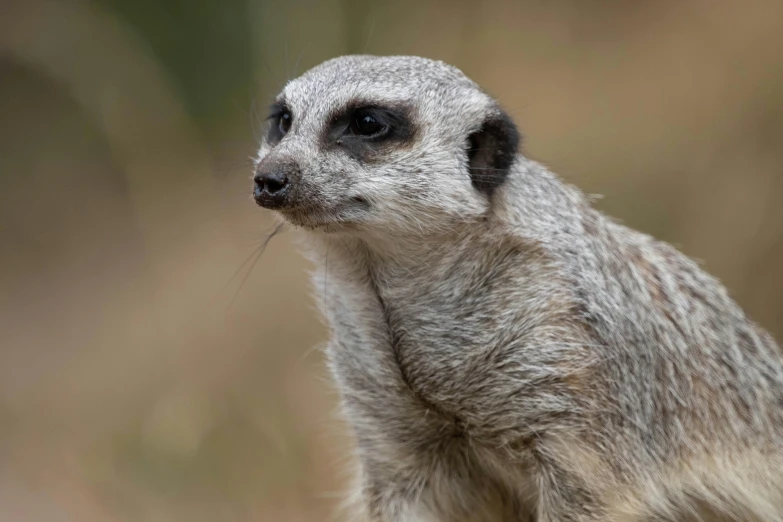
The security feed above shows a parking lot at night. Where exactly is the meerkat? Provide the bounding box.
[252,55,783,521]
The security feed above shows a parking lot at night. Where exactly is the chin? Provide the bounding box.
[279,208,362,233]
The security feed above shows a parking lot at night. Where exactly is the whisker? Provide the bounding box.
[249,96,262,143]
[285,40,290,81]
[225,222,285,309]
[215,158,257,180]
[324,240,330,304]
[293,42,311,77]
[363,19,377,54]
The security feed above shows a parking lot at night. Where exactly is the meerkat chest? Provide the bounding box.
[317,249,487,390]
[313,234,567,405]
[321,262,477,360]
[321,249,539,399]
[319,253,545,508]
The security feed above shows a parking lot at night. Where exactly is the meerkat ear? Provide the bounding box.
[466,107,520,196]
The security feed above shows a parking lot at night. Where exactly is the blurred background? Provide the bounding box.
[1,0,782,520]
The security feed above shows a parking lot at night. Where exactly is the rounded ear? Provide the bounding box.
[466,107,521,196]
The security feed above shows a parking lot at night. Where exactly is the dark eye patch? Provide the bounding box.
[322,101,417,161]
[266,101,292,145]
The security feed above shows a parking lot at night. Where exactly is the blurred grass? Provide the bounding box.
[0,0,782,520]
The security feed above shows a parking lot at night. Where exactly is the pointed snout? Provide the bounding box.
[253,160,299,209]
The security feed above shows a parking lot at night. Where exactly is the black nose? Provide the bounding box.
[254,171,290,208]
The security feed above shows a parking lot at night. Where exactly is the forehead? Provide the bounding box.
[279,55,480,124]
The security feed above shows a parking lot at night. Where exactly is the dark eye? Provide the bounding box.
[278,110,292,135]
[349,110,386,137]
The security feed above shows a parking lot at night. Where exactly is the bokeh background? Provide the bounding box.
[1,0,782,520]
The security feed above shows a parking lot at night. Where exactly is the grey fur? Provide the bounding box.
[253,55,783,521]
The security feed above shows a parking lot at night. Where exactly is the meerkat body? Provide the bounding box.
[253,56,783,521]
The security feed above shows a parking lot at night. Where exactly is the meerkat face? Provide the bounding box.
[253,55,519,235]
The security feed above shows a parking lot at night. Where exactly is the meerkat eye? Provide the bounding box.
[329,104,413,150]
[277,110,292,135]
[266,102,292,145]
[349,110,387,137]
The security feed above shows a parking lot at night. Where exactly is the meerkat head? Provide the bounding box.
[253,55,520,235]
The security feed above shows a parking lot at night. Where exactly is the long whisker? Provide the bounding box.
[225,222,285,309]
[363,19,377,53]
[324,240,330,304]
[285,41,290,81]
[293,42,311,77]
